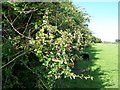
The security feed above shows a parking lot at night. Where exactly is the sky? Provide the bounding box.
[72,1,118,42]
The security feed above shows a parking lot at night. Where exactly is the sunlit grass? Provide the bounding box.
[55,43,118,88]
[92,43,118,88]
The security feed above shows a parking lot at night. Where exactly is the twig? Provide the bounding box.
[9,50,24,58]
[12,4,27,24]
[0,51,26,69]
[23,14,32,34]
[21,60,36,74]
[23,9,38,14]
[12,13,21,24]
[8,8,12,22]
[3,14,31,40]
[28,29,32,38]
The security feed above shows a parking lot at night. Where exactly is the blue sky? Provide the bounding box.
[72,1,118,42]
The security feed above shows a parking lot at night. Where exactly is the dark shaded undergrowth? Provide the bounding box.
[54,44,113,88]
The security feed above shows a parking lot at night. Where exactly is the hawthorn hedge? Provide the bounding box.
[2,1,96,89]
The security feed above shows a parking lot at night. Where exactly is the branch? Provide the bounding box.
[12,4,27,24]
[23,14,32,34]
[12,13,21,24]
[23,9,38,14]
[9,50,24,58]
[1,51,26,69]
[3,14,32,40]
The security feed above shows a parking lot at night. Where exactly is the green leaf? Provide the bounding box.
[35,24,38,29]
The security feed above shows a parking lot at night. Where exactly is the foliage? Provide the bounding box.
[115,39,120,43]
[92,36,102,43]
[2,1,95,89]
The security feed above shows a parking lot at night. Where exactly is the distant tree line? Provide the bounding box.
[115,39,120,43]
[92,36,102,43]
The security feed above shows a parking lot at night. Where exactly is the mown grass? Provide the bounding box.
[91,43,118,88]
[55,43,118,88]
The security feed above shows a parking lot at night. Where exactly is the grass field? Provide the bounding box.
[55,43,118,88]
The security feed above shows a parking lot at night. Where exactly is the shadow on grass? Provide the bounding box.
[54,45,113,88]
